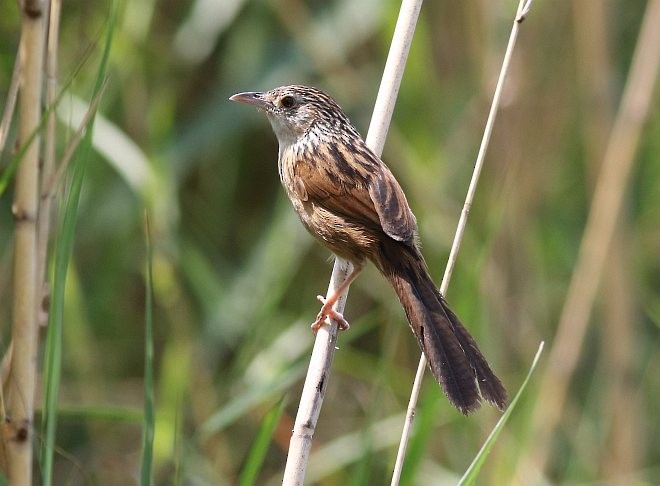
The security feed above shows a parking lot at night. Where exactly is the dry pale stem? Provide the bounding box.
[282,1,424,484]
[571,0,640,476]
[5,1,46,484]
[392,1,533,484]
[515,0,660,479]
[282,261,351,485]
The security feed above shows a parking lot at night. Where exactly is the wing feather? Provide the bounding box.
[368,167,417,246]
[293,142,417,247]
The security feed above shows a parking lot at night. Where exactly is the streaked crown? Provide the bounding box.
[230,85,362,150]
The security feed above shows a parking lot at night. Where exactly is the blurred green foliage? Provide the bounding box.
[1,0,659,484]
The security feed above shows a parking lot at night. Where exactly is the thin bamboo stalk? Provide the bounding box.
[5,1,46,484]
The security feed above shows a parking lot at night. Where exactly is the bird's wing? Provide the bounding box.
[367,164,417,246]
[293,146,417,247]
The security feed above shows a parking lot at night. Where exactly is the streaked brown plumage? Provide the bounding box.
[230,85,506,414]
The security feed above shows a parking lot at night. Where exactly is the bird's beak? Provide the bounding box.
[229,91,270,108]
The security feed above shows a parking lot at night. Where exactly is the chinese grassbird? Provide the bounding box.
[230,85,506,414]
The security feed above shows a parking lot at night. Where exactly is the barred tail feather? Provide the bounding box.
[375,241,506,414]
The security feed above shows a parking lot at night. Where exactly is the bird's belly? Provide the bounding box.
[294,200,374,264]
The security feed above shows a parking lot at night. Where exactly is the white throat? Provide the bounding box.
[267,114,328,160]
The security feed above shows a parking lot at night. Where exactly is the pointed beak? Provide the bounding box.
[229,91,270,108]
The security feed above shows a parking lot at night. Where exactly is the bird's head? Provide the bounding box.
[230,85,358,149]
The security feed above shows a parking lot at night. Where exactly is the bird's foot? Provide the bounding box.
[311,295,350,332]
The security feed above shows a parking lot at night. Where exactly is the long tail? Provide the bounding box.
[375,241,507,414]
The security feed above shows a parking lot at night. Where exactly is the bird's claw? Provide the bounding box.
[311,295,350,332]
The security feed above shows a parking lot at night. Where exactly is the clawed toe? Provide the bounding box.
[311,296,350,332]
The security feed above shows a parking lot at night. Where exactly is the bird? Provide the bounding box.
[230,85,506,414]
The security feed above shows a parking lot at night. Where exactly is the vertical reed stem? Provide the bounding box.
[5,1,46,483]
[282,1,424,483]
[37,0,62,322]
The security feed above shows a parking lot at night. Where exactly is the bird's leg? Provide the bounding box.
[311,263,363,332]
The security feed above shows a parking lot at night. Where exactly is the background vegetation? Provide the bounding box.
[0,0,658,484]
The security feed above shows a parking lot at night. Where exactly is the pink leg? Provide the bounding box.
[311,263,363,332]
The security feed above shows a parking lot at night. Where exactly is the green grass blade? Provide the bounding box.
[40,2,118,483]
[237,397,287,486]
[458,341,545,486]
[140,211,156,486]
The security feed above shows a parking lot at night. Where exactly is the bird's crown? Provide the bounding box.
[231,85,362,147]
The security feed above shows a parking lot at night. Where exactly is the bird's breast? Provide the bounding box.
[278,150,310,220]
[277,149,377,264]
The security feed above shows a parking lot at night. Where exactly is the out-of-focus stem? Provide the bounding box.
[5,1,46,484]
[36,0,62,325]
[515,0,660,479]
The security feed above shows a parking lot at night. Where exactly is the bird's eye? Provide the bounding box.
[280,95,296,108]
